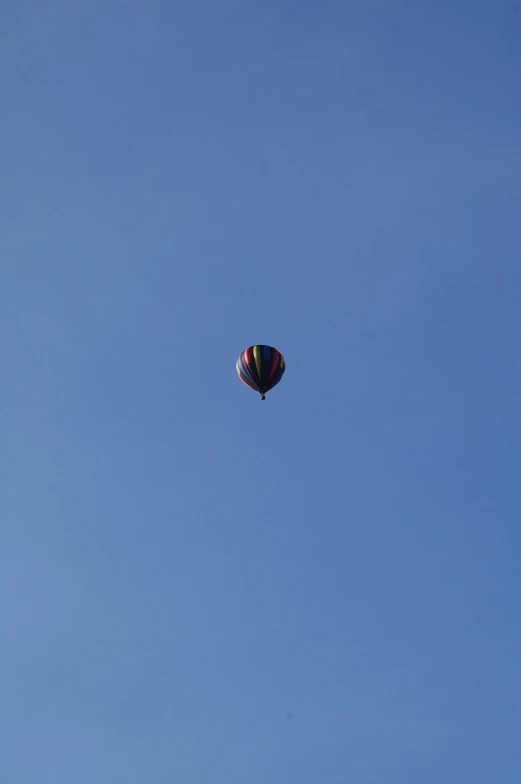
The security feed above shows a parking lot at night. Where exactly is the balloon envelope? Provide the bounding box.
[236,345,285,399]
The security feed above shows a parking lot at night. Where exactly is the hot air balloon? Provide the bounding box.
[236,345,285,400]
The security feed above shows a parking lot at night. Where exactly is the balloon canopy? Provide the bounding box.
[236,345,285,400]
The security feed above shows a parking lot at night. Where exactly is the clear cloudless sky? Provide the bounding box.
[1,2,520,783]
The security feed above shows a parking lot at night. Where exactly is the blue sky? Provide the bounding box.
[2,3,520,782]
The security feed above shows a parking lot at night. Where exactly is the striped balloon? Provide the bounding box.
[236,345,285,400]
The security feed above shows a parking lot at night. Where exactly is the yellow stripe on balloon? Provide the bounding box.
[279,353,284,367]
[253,345,262,376]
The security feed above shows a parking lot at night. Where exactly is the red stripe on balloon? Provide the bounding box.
[268,349,279,380]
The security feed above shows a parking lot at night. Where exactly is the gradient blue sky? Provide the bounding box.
[2,3,520,783]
